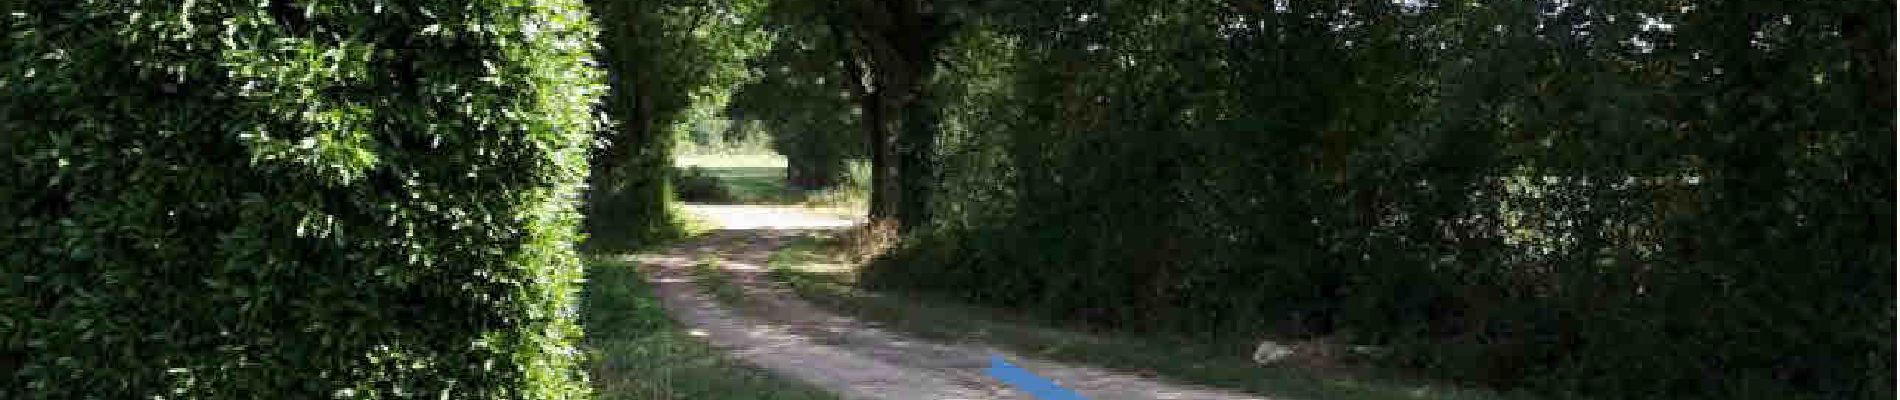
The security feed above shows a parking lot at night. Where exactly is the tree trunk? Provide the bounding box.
[895,85,936,232]
[832,0,948,230]
[836,31,901,221]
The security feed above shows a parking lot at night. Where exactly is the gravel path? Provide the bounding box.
[633,204,1269,400]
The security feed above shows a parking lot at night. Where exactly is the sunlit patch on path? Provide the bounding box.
[684,204,860,230]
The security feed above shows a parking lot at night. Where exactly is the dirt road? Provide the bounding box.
[633,204,1268,400]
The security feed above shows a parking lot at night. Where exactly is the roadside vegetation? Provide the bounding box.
[6,0,1884,398]
[5,1,602,396]
[760,233,1548,400]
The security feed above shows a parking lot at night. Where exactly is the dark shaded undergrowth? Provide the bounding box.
[769,235,1549,400]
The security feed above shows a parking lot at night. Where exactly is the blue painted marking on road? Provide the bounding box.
[986,354,1089,400]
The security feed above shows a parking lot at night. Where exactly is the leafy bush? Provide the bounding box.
[581,0,764,249]
[870,2,1894,399]
[1,0,602,397]
[670,167,735,203]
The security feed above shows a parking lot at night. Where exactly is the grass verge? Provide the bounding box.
[672,154,867,215]
[582,255,836,400]
[763,235,1549,400]
[689,257,750,306]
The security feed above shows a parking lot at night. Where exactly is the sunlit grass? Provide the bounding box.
[672,154,868,216]
[673,207,718,238]
[676,154,787,169]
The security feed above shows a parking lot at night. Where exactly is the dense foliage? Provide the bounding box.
[5,0,1888,398]
[732,0,957,227]
[583,0,762,249]
[1,0,601,397]
[849,1,1895,399]
[726,3,864,189]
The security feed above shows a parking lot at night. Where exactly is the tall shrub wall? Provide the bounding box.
[2,0,603,397]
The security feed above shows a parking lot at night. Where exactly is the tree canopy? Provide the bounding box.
[1,0,1887,398]
[735,0,1894,398]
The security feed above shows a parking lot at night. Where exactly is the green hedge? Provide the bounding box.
[2,0,601,397]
